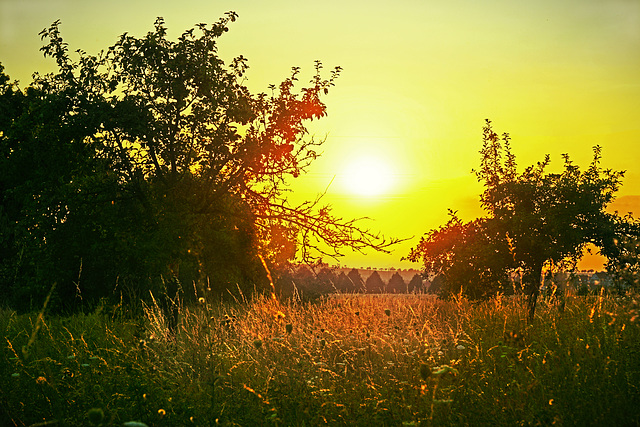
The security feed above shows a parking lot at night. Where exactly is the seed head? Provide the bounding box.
[384,309,391,317]
[285,323,293,334]
[88,407,105,425]
[253,339,263,349]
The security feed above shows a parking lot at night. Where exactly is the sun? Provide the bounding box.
[342,155,395,197]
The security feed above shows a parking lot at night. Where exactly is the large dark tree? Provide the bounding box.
[0,14,397,311]
[408,120,640,322]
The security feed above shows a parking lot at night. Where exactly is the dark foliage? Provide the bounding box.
[365,270,386,293]
[408,120,640,320]
[0,14,398,312]
[407,273,424,293]
[387,271,407,293]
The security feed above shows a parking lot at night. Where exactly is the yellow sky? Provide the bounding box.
[1,0,639,270]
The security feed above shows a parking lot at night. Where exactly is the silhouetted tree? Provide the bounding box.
[407,274,424,293]
[601,214,640,291]
[316,266,337,293]
[387,271,406,293]
[407,210,514,300]
[408,120,640,322]
[0,14,399,312]
[334,271,355,293]
[347,269,365,293]
[365,270,386,293]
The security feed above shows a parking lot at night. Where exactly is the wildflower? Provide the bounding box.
[285,323,293,334]
[274,310,285,320]
[456,344,466,350]
[253,339,263,349]
[158,408,166,418]
[221,315,234,327]
[88,407,105,425]
[36,376,47,384]
[198,297,205,304]
[384,309,391,317]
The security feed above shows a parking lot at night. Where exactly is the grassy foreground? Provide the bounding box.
[1,291,640,426]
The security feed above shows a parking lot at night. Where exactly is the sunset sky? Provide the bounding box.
[1,0,639,270]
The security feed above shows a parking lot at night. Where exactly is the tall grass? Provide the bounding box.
[2,291,639,426]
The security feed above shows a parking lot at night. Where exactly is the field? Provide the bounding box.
[2,291,640,426]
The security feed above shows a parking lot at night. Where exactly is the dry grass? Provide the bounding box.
[2,290,639,426]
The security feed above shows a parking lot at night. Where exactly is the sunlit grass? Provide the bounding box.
[2,291,639,425]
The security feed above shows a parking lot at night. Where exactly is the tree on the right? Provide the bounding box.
[407,120,640,322]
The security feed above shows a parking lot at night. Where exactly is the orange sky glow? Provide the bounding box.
[1,0,639,271]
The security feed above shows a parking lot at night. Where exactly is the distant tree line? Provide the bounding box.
[275,265,429,298]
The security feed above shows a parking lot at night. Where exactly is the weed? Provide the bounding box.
[1,292,639,425]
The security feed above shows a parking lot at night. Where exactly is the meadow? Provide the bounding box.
[2,290,639,426]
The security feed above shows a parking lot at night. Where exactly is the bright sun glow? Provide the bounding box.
[343,155,395,197]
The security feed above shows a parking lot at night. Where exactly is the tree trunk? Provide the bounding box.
[524,263,543,323]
